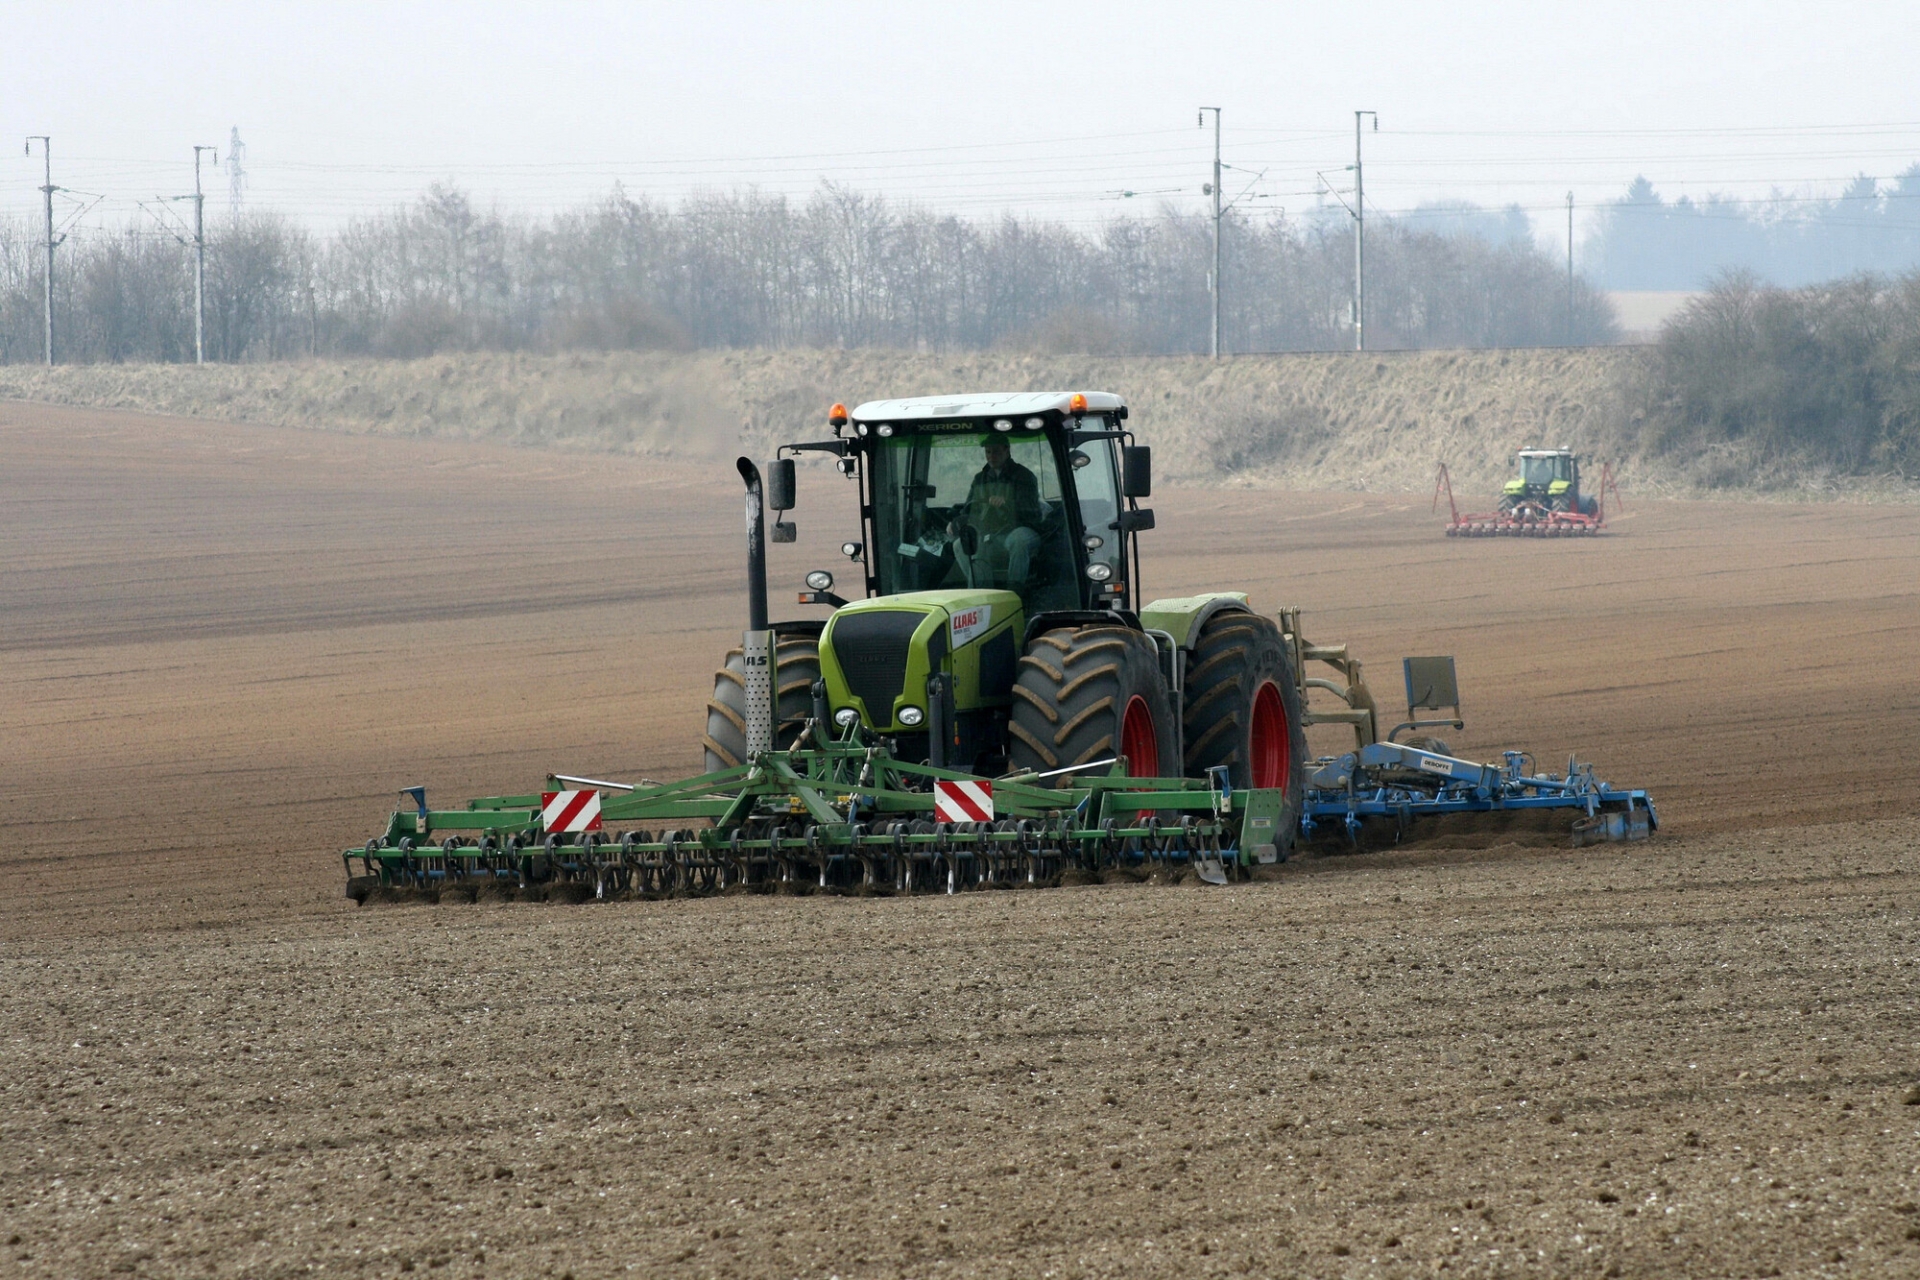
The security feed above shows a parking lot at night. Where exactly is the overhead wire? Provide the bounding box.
[7,117,1920,241]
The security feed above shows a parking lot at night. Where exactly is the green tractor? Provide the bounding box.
[703,392,1310,833]
[1499,448,1599,517]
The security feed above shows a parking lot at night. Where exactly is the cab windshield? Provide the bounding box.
[869,427,1083,613]
[1521,454,1570,487]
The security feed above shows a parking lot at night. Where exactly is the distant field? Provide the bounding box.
[1606,290,1701,341]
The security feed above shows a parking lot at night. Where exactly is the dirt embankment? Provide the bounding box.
[0,347,1654,496]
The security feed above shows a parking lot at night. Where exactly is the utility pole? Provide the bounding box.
[1565,191,1575,345]
[1199,107,1222,358]
[193,145,217,364]
[1353,111,1377,352]
[25,136,56,365]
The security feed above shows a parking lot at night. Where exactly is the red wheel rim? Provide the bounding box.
[1248,680,1290,789]
[1120,695,1159,777]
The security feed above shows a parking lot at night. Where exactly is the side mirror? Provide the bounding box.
[767,457,797,512]
[1122,445,1152,498]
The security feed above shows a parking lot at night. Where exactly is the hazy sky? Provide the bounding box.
[8,1,1919,240]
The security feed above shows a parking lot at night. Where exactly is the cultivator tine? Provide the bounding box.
[1191,847,1230,885]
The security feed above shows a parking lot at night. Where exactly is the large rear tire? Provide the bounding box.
[1181,611,1307,828]
[703,635,821,772]
[1008,626,1176,781]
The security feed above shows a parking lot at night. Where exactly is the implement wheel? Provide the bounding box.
[1181,611,1306,845]
[1008,626,1175,781]
[703,634,822,771]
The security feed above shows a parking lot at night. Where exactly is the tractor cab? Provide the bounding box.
[847,393,1140,616]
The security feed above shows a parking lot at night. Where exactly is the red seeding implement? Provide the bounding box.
[1434,454,1624,538]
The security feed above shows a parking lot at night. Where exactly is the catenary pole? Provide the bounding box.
[1566,191,1575,344]
[1199,107,1222,358]
[1353,111,1376,352]
[26,136,54,364]
[193,146,217,364]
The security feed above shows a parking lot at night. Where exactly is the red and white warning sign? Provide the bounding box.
[540,789,604,833]
[933,778,994,823]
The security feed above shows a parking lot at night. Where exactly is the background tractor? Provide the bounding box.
[702,391,1310,826]
[1435,449,1623,537]
[1500,448,1598,516]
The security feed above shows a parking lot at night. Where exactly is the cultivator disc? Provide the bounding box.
[344,742,1285,902]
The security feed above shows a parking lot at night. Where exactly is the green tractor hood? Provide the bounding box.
[818,589,1023,732]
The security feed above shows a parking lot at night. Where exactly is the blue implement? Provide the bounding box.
[1300,743,1656,846]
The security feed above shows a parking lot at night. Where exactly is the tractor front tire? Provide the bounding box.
[1181,611,1307,822]
[1009,627,1177,780]
[703,635,822,772]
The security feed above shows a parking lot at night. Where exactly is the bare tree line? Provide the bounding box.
[1647,269,1920,476]
[0,183,1618,364]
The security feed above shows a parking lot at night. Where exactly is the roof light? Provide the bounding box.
[876,423,894,437]
[1024,416,1044,430]
[1068,393,1088,415]
[993,418,1014,432]
[828,402,849,427]
[855,422,869,436]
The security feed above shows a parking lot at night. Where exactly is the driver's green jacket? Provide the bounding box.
[965,461,1044,535]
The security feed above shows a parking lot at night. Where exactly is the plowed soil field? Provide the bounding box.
[3,401,1918,1280]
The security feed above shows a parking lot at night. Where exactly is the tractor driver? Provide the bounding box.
[957,434,1044,588]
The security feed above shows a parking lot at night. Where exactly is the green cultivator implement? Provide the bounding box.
[344,742,1294,902]
[344,389,1654,903]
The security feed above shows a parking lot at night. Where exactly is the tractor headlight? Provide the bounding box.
[805,569,834,591]
[897,705,925,727]
[1085,562,1113,582]
[841,540,863,559]
[1083,533,1104,550]
[992,419,1013,433]
[833,708,861,728]
[1023,416,1044,430]
[876,424,894,438]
